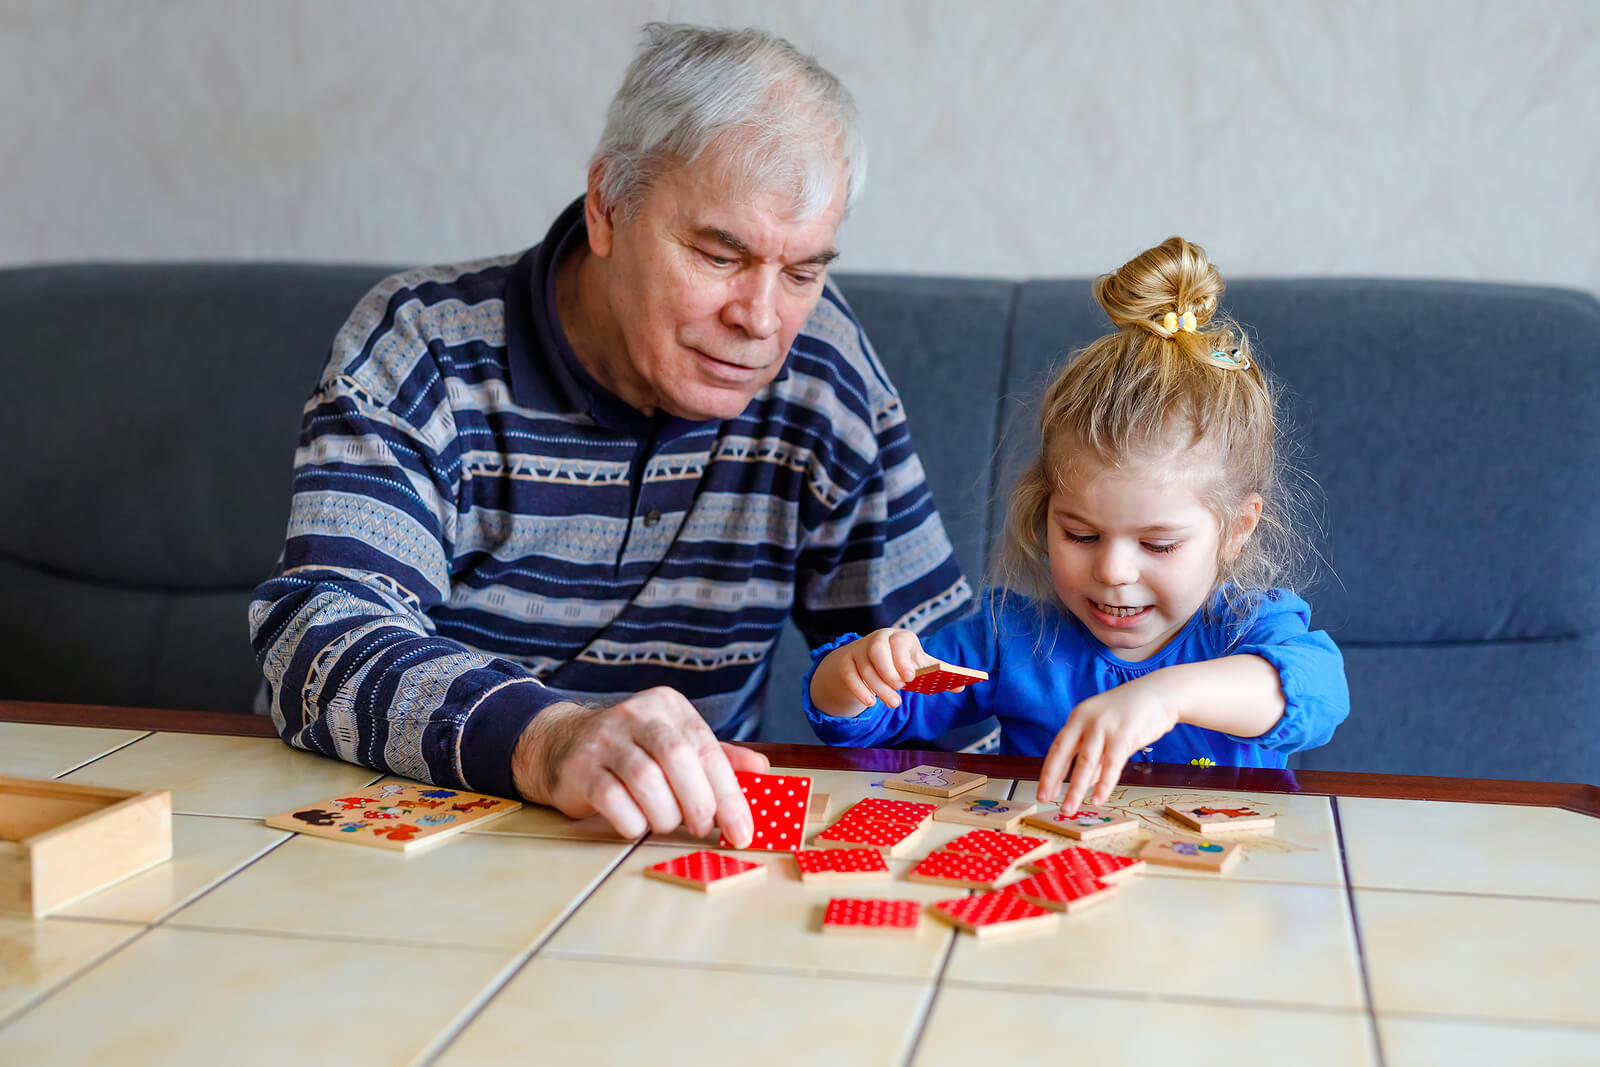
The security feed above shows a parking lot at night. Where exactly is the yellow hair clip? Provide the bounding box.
[1160,311,1197,334]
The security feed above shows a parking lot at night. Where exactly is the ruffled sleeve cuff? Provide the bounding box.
[799,633,893,744]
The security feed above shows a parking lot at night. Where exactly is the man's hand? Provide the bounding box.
[509,687,770,846]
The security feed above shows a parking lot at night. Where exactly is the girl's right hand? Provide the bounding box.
[810,628,939,717]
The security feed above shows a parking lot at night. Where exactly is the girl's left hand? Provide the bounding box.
[1036,676,1178,814]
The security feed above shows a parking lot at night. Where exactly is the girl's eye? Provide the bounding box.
[1063,531,1097,544]
[1143,542,1181,554]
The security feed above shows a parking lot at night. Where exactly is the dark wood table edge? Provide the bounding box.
[6,700,1596,819]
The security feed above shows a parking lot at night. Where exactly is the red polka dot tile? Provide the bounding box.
[642,850,766,892]
[821,897,923,936]
[941,829,1050,866]
[842,797,939,826]
[900,662,989,694]
[793,848,890,882]
[719,770,812,851]
[906,849,1014,889]
[1026,845,1145,882]
[813,816,922,852]
[931,891,1058,938]
[1008,868,1119,913]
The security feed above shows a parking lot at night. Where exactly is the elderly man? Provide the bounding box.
[250,24,971,845]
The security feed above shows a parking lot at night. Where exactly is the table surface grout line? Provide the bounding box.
[43,730,156,777]
[1332,796,1387,1067]
[412,834,647,1067]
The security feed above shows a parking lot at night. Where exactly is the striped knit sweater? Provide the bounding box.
[249,200,972,798]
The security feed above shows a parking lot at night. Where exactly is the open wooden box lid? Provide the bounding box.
[0,775,172,917]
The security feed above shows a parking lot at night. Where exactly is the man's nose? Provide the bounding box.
[724,271,780,339]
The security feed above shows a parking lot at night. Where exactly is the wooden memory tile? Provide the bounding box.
[643,850,766,892]
[842,796,939,826]
[907,849,1014,890]
[263,782,520,853]
[811,816,926,858]
[821,897,922,936]
[881,765,988,799]
[932,795,1037,831]
[1024,845,1145,883]
[1008,868,1119,913]
[793,848,891,883]
[941,829,1051,867]
[806,792,831,824]
[719,770,812,851]
[930,891,1059,939]
[1164,801,1277,835]
[900,662,989,695]
[1139,836,1243,874]
[1023,803,1140,840]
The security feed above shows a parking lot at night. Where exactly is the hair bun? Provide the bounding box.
[1093,236,1225,337]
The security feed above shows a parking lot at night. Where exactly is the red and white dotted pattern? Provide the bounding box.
[794,848,890,877]
[720,771,812,851]
[909,850,1013,887]
[822,898,921,931]
[1008,869,1117,911]
[1026,845,1144,881]
[649,850,762,885]
[933,891,1051,928]
[844,797,938,826]
[942,830,1048,865]
[815,816,919,849]
[900,664,988,694]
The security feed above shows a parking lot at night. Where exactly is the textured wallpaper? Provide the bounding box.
[1,0,1596,294]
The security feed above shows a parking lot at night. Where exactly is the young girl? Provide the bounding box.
[804,237,1348,814]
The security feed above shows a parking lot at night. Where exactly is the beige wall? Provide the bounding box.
[2,0,1596,294]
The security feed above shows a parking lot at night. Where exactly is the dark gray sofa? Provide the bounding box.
[4,263,1597,784]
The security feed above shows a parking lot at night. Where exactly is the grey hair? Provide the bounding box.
[592,23,866,219]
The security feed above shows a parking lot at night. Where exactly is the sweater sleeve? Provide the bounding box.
[801,601,998,748]
[1226,591,1350,754]
[247,289,579,797]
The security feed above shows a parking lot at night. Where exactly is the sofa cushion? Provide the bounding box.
[998,278,1600,646]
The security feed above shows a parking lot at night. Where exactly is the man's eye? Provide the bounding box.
[787,271,819,287]
[700,251,734,267]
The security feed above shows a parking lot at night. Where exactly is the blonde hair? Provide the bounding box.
[996,236,1309,625]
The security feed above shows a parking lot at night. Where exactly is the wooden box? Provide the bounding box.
[0,775,172,917]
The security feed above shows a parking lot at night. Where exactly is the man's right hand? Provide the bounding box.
[509,687,769,847]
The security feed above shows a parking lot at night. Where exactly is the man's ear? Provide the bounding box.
[584,158,616,259]
[1223,494,1263,562]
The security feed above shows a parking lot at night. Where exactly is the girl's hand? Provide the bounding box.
[1037,676,1178,814]
[810,628,940,717]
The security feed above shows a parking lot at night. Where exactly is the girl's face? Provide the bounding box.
[1046,456,1259,662]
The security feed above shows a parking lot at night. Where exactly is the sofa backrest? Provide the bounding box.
[3,263,1597,783]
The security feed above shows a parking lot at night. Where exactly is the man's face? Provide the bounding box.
[584,149,847,421]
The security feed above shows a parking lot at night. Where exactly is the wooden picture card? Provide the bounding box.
[881,765,989,799]
[263,781,520,853]
[1023,804,1140,840]
[932,795,1037,831]
[1139,836,1243,874]
[1165,802,1277,835]
[0,775,172,917]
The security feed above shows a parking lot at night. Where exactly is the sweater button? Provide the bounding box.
[644,508,662,527]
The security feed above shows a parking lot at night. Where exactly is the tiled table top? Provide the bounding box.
[2,722,1598,1066]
